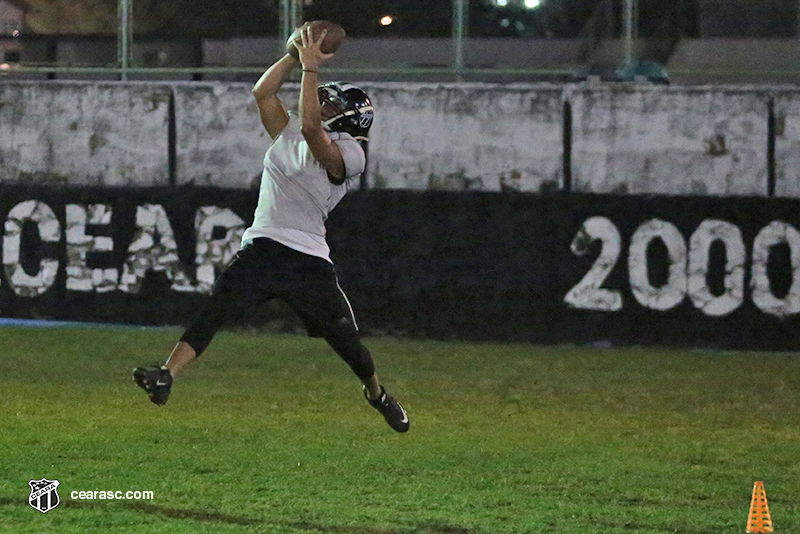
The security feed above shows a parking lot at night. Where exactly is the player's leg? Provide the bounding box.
[173,276,254,375]
[323,315,410,433]
[133,243,269,405]
[132,282,250,405]
[164,341,196,377]
[287,260,409,432]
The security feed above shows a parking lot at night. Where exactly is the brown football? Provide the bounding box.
[286,20,346,59]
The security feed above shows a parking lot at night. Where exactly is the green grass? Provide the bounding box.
[1,325,800,534]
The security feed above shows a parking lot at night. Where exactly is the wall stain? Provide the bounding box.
[775,112,785,137]
[704,134,728,156]
[88,133,107,155]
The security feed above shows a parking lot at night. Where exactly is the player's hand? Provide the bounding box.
[295,25,333,71]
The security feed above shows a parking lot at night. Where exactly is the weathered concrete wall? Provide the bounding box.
[0,82,170,186]
[174,82,564,192]
[669,39,800,85]
[775,90,800,198]
[2,81,799,197]
[570,86,770,196]
[200,37,800,84]
[366,83,564,191]
[174,83,273,188]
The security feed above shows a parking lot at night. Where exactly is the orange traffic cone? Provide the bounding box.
[746,481,774,533]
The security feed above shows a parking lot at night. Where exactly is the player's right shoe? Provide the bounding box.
[132,365,172,406]
[364,385,409,433]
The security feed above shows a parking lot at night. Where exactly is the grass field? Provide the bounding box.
[1,324,799,534]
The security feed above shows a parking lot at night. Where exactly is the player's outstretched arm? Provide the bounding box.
[252,54,299,139]
[296,27,346,180]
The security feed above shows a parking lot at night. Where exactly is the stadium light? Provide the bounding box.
[523,0,541,8]
[495,0,508,6]
[380,15,394,26]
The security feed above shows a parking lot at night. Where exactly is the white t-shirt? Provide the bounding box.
[242,112,366,262]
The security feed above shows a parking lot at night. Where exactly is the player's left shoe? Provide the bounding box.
[364,385,409,433]
[132,364,172,406]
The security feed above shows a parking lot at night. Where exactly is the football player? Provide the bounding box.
[133,26,408,433]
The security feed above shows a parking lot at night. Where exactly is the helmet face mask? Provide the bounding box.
[317,82,374,141]
[319,93,347,121]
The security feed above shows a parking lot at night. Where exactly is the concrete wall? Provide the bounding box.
[173,82,564,192]
[202,37,800,81]
[0,81,170,186]
[204,37,583,71]
[668,39,800,85]
[775,90,800,198]
[365,83,564,191]
[570,85,770,195]
[1,80,799,197]
[174,83,273,187]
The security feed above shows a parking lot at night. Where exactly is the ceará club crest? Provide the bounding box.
[29,478,60,513]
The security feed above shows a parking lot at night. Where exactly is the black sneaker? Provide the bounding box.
[133,365,173,406]
[364,385,409,433]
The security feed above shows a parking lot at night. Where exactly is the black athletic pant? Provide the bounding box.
[180,238,375,380]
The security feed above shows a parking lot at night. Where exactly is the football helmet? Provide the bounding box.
[318,82,374,141]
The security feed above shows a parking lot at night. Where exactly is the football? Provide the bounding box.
[286,20,346,59]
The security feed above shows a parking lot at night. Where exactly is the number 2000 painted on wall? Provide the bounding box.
[564,217,800,318]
